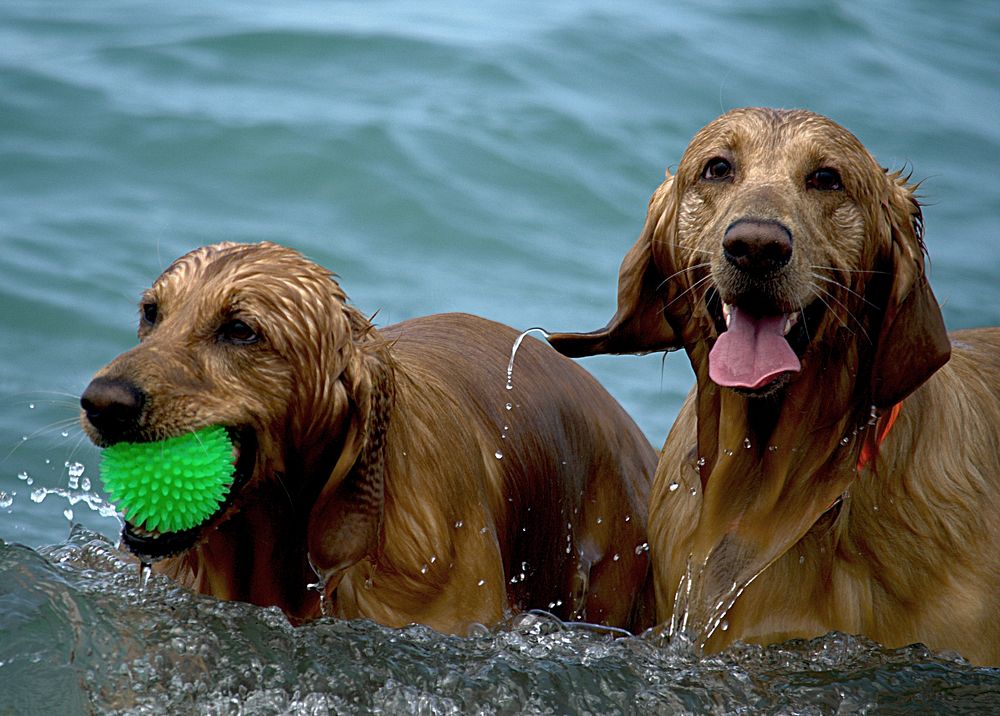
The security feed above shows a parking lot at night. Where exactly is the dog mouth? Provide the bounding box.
[704,289,819,395]
[120,427,257,562]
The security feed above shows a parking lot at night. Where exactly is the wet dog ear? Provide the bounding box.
[307,343,393,587]
[547,176,681,357]
[869,173,950,409]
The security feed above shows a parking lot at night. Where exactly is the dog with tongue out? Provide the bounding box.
[545,108,1000,666]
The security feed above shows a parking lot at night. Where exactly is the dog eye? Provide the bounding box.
[806,167,843,191]
[141,302,158,326]
[218,320,260,345]
[702,157,733,181]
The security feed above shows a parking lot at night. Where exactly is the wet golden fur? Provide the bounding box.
[549,108,1000,664]
[82,242,656,634]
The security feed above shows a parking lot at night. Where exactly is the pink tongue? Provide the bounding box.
[709,308,801,389]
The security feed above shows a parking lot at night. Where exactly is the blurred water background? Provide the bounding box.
[1,1,998,713]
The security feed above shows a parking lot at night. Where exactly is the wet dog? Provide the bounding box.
[549,108,1000,664]
[81,241,656,633]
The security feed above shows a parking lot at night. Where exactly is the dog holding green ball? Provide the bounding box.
[81,242,657,634]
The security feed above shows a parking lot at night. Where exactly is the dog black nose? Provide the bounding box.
[723,220,793,274]
[80,377,146,442]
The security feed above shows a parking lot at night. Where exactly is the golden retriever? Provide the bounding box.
[549,108,1000,664]
[80,241,656,634]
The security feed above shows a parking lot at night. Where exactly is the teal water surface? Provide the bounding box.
[1,2,999,713]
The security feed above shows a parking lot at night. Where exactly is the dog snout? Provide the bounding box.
[723,220,792,274]
[80,376,147,443]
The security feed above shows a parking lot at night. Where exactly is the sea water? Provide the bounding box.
[2,2,999,712]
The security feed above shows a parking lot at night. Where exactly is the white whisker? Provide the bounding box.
[810,285,873,346]
[664,273,715,311]
[810,272,879,311]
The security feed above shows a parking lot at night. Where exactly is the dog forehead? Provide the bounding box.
[153,242,336,301]
[682,108,873,172]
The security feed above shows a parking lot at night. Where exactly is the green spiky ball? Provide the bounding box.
[100,426,235,533]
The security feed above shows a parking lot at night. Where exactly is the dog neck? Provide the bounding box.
[670,338,881,646]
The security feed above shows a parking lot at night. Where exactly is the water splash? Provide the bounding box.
[27,484,122,522]
[496,328,551,456]
[306,556,333,617]
[505,327,551,391]
[668,552,773,650]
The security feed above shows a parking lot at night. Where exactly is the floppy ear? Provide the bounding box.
[869,173,951,409]
[306,340,393,585]
[547,175,681,357]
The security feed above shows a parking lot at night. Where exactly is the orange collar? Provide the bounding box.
[857,402,902,472]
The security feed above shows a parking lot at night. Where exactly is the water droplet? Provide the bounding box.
[724,449,734,457]
[634,542,649,555]
[840,436,850,445]
[720,619,729,631]
[768,445,778,452]
[364,576,374,590]
[454,520,464,529]
[138,561,152,591]
[477,579,486,587]
[67,462,85,478]
[0,492,13,509]
[873,504,879,512]
[612,553,620,562]
[505,402,512,411]
[494,450,503,459]
[596,516,603,524]
[28,403,35,409]
[743,438,751,449]
[81,477,91,491]
[799,555,805,565]
[690,487,698,496]
[431,555,437,563]
[480,527,489,534]
[60,431,69,438]
[30,489,45,503]
[17,471,29,481]
[63,508,73,521]
[696,456,706,467]
[420,564,428,574]
[668,481,680,492]
[624,515,631,522]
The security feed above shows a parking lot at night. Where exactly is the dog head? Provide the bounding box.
[81,242,389,568]
[549,107,950,407]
